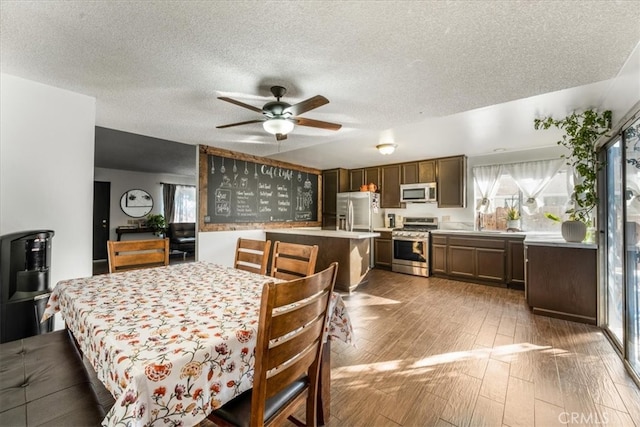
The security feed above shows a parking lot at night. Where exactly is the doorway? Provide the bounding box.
[93,181,110,260]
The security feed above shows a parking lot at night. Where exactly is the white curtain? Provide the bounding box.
[174,185,196,223]
[507,159,564,214]
[472,165,503,213]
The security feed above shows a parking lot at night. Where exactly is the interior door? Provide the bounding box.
[93,181,111,260]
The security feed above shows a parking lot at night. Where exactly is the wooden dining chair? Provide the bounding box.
[107,238,169,273]
[270,241,319,280]
[234,238,272,275]
[207,262,338,427]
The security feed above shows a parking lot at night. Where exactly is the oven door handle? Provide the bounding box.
[392,236,429,242]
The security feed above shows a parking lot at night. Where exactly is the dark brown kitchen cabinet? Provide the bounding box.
[365,167,380,189]
[447,236,506,284]
[526,243,596,324]
[349,169,364,191]
[402,160,436,184]
[401,162,419,184]
[431,233,526,287]
[507,239,525,287]
[322,168,349,229]
[374,231,392,268]
[419,160,436,183]
[431,235,448,274]
[381,164,402,208]
[437,156,467,208]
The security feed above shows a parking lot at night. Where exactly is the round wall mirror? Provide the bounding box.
[120,189,153,218]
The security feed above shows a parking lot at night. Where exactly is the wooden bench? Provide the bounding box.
[0,330,114,426]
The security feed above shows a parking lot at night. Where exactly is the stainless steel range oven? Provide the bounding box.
[392,217,438,277]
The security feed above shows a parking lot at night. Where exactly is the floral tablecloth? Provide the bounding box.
[41,261,353,427]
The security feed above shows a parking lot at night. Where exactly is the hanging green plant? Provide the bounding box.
[534,109,612,224]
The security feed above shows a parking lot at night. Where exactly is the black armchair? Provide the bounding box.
[167,222,196,254]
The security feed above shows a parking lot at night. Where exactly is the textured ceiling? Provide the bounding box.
[1,1,639,174]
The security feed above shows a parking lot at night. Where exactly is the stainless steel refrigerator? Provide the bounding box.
[336,192,384,232]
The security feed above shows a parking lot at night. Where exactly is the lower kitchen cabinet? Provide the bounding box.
[526,242,597,324]
[431,235,447,274]
[431,232,524,287]
[374,231,392,268]
[507,240,525,288]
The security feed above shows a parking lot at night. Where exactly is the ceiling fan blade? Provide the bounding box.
[276,133,288,141]
[285,95,329,116]
[218,97,263,113]
[294,117,342,131]
[216,119,264,129]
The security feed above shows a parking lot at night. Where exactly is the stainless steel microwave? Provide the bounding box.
[400,183,437,203]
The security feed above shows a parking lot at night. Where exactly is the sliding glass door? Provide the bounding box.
[624,118,640,376]
[604,137,624,347]
[603,116,640,382]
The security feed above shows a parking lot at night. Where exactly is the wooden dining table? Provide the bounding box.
[41,261,354,426]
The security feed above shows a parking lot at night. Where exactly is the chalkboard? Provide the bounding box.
[203,154,319,224]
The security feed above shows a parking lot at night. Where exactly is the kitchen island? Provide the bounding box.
[266,229,380,292]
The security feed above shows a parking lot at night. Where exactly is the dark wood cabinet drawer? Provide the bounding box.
[431,235,447,245]
[448,237,505,249]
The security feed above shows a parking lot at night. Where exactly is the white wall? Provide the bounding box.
[198,229,266,268]
[1,73,96,283]
[94,167,195,242]
[601,40,640,128]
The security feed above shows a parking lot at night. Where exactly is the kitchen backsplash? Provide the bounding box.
[385,202,472,229]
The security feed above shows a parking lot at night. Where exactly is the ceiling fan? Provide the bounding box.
[216,86,342,141]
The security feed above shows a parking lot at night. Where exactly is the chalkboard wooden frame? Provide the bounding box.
[199,145,323,231]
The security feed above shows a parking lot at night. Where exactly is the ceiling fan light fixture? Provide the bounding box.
[377,143,397,155]
[262,118,294,135]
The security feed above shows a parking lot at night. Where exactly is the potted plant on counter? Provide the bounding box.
[534,109,611,242]
[146,213,167,237]
[505,196,521,230]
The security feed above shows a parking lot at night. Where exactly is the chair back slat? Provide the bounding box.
[250,262,338,426]
[267,319,325,371]
[107,239,169,273]
[234,238,272,276]
[270,241,318,280]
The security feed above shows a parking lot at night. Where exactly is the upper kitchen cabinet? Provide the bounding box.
[437,156,467,208]
[401,162,418,184]
[402,160,436,184]
[365,167,381,189]
[349,169,364,191]
[350,167,380,191]
[419,160,436,183]
[322,168,349,229]
[381,164,402,208]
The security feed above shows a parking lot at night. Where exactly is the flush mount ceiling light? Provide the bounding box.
[376,143,397,155]
[262,118,294,135]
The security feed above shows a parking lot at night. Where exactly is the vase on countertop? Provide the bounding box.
[561,220,587,243]
[507,219,521,230]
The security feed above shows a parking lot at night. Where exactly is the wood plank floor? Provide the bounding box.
[205,268,640,427]
[323,269,640,427]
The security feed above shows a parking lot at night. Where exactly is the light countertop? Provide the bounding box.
[267,228,380,239]
[523,234,597,249]
[431,229,527,237]
[432,229,597,249]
